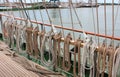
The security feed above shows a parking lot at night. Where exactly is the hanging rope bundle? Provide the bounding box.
[40,30,56,67]
[73,37,82,77]
[11,20,17,49]
[33,26,39,59]
[2,19,9,41]
[112,47,120,77]
[15,21,25,53]
[96,40,107,77]
[106,41,115,77]
[62,33,72,71]
[53,32,62,68]
[26,21,33,55]
[6,19,15,48]
[81,37,97,77]
[39,29,46,48]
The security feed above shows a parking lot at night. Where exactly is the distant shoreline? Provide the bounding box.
[100,3,120,5]
[0,3,119,11]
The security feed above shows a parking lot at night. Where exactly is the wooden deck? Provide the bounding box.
[0,52,40,77]
[0,41,64,77]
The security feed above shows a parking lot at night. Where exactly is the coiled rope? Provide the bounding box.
[53,32,62,68]
[26,20,33,55]
[106,41,115,77]
[15,21,25,53]
[97,40,107,77]
[81,37,97,77]
[40,30,56,67]
[2,19,9,41]
[112,47,120,77]
[73,37,82,77]
[62,33,72,71]
[33,26,39,59]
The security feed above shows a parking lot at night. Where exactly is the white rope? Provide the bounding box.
[112,47,120,77]
[40,31,56,67]
[81,36,97,77]
[15,22,26,53]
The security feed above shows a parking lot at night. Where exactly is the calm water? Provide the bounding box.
[0,5,120,43]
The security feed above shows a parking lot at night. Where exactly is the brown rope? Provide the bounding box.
[96,48,101,77]
[26,27,33,55]
[73,38,82,77]
[62,33,72,71]
[101,42,107,77]
[39,29,46,48]
[53,32,62,69]
[15,22,24,53]
[33,26,39,59]
[7,21,13,48]
[96,40,107,77]
[106,42,115,77]
[95,0,100,44]
[2,19,9,39]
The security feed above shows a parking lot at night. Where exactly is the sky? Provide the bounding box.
[4,0,120,3]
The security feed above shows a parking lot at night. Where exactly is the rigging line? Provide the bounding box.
[16,0,23,19]
[42,0,52,25]
[104,0,107,42]
[15,0,25,19]
[91,0,97,42]
[58,2,64,37]
[69,0,88,40]
[4,0,9,15]
[11,0,16,19]
[70,2,83,29]
[29,0,38,27]
[18,0,27,20]
[114,0,120,26]
[1,0,5,15]
[24,0,32,21]
[7,0,14,17]
[112,0,115,46]
[42,0,57,33]
[95,0,100,45]
[19,0,31,21]
[4,0,10,17]
[37,0,44,30]
[68,0,75,40]
[5,0,16,21]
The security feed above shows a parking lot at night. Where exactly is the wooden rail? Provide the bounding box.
[0,13,120,41]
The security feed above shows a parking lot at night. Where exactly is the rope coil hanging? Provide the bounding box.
[81,37,97,77]
[33,26,39,59]
[62,33,72,71]
[40,30,56,67]
[26,20,33,55]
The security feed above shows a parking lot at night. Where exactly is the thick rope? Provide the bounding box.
[100,41,107,77]
[62,33,72,71]
[33,26,39,59]
[15,22,25,53]
[106,41,115,77]
[26,26,33,55]
[2,19,9,41]
[96,40,107,77]
[81,37,97,77]
[53,32,62,68]
[39,29,46,49]
[112,47,120,77]
[73,37,82,77]
[40,31,56,67]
